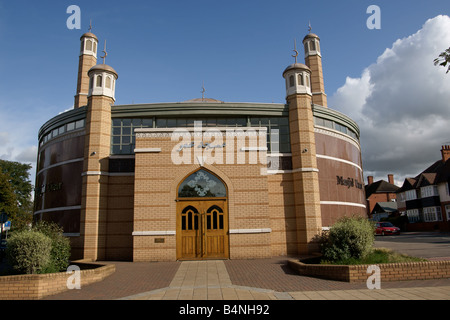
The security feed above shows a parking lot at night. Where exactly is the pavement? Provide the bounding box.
[43,255,450,301]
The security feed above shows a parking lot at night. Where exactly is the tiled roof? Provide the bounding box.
[365,180,399,197]
[398,158,450,192]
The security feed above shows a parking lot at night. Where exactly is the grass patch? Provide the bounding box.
[320,248,427,265]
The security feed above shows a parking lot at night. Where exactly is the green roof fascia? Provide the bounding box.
[312,104,361,137]
[38,106,87,139]
[111,102,289,118]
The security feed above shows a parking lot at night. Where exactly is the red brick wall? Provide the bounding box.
[0,262,115,300]
[288,259,450,282]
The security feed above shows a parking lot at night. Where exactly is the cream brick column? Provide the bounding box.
[80,95,112,261]
[303,33,327,107]
[74,33,98,109]
[283,63,322,255]
[80,63,117,261]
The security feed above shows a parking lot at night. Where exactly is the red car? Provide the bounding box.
[375,222,400,235]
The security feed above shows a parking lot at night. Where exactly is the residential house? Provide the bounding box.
[396,146,450,231]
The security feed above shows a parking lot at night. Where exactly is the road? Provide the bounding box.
[374,231,450,259]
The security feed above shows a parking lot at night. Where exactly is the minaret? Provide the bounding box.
[80,41,118,261]
[74,26,98,109]
[303,27,327,107]
[283,42,322,254]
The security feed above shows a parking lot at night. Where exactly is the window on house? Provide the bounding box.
[111,118,153,154]
[420,185,438,198]
[75,119,85,129]
[67,122,75,131]
[298,73,304,86]
[406,209,420,223]
[178,169,226,198]
[105,76,112,89]
[96,75,102,87]
[405,189,417,201]
[423,207,442,222]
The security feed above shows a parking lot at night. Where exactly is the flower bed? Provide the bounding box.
[0,260,115,300]
[288,258,450,282]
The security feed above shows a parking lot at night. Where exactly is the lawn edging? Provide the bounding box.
[288,258,450,282]
[0,260,115,300]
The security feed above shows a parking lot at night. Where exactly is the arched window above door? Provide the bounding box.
[178,169,226,198]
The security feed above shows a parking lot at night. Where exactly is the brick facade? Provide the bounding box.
[35,30,367,262]
[132,128,272,261]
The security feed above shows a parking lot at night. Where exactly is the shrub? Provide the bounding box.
[32,221,71,273]
[6,230,52,274]
[320,215,375,262]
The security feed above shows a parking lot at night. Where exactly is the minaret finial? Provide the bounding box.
[88,19,93,33]
[100,40,107,64]
[308,21,312,33]
[201,81,206,101]
[292,39,299,64]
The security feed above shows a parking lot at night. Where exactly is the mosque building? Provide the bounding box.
[34,28,366,261]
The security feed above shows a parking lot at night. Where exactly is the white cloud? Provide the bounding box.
[15,146,38,163]
[329,15,450,186]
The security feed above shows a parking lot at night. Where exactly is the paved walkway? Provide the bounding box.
[45,256,450,300]
[120,260,450,300]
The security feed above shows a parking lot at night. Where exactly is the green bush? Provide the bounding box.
[32,221,71,273]
[6,230,52,274]
[320,215,375,262]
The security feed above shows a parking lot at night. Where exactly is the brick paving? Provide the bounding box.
[43,256,450,300]
[44,261,181,300]
[224,256,450,291]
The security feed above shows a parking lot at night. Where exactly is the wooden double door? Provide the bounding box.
[176,200,229,260]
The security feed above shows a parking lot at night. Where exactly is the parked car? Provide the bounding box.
[375,222,400,235]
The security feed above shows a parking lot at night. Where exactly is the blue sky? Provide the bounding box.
[0,0,449,186]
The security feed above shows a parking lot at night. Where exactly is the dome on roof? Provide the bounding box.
[282,63,310,76]
[182,97,224,103]
[80,32,98,41]
[88,64,118,78]
[303,33,320,42]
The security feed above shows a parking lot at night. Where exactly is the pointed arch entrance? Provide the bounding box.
[176,169,229,260]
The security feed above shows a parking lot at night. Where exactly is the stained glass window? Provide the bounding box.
[178,170,226,198]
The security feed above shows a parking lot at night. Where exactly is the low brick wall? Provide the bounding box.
[0,261,115,300]
[288,259,450,283]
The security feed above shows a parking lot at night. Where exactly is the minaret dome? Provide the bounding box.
[302,33,321,58]
[282,63,312,98]
[74,32,98,109]
[88,64,118,101]
[80,32,98,58]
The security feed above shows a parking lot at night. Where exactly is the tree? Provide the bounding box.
[0,171,18,223]
[434,47,450,73]
[0,160,33,228]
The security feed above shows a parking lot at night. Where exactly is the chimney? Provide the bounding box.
[388,174,394,185]
[368,176,373,185]
[441,145,450,162]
